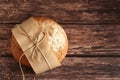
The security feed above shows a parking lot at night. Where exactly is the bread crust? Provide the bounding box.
[11,17,68,67]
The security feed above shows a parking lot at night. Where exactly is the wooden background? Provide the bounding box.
[0,0,120,80]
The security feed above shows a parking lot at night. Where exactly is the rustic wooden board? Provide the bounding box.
[0,0,120,24]
[1,57,120,80]
[0,24,120,56]
[0,0,120,80]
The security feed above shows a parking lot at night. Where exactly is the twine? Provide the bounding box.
[18,25,52,80]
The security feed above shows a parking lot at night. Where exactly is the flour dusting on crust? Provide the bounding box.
[39,21,66,53]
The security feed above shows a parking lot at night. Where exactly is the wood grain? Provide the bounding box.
[1,57,120,80]
[0,0,120,80]
[0,24,120,56]
[0,0,120,24]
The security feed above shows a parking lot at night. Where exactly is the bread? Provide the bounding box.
[11,17,68,67]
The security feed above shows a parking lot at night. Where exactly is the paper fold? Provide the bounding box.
[12,17,61,74]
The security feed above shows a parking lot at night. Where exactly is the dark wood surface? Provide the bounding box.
[0,0,120,80]
[1,57,120,80]
[0,0,120,24]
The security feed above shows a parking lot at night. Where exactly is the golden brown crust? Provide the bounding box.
[11,17,68,67]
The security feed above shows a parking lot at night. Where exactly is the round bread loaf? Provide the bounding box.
[11,17,68,67]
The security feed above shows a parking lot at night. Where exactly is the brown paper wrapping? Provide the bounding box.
[12,17,61,74]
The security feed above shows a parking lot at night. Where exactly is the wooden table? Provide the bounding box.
[0,0,120,80]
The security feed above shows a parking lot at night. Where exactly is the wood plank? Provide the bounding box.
[1,57,120,80]
[65,24,120,55]
[0,24,120,56]
[0,0,120,24]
